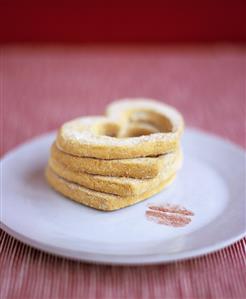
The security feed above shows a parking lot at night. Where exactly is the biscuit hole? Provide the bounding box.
[95,110,173,138]
[117,110,173,138]
[129,110,173,132]
[96,123,119,137]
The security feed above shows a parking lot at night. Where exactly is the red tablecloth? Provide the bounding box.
[1,45,245,299]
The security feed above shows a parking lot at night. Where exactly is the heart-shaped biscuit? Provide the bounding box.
[45,167,176,211]
[56,99,184,159]
[50,143,178,179]
[48,150,182,197]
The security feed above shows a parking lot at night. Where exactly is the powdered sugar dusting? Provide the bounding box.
[107,99,183,131]
[58,100,183,147]
[62,123,177,146]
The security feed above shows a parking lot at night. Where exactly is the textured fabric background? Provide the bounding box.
[0,45,246,299]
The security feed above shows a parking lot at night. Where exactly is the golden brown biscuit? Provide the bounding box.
[48,150,182,196]
[51,143,178,179]
[56,99,184,159]
[45,166,176,211]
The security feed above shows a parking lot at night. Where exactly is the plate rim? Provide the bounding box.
[1,222,245,265]
[1,127,246,265]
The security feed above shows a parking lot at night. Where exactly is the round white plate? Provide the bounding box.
[1,128,245,265]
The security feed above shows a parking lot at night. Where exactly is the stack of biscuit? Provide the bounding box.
[46,99,184,211]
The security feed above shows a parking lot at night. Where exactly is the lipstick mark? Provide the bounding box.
[146,203,194,227]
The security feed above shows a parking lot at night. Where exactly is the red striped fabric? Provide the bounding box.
[1,45,246,298]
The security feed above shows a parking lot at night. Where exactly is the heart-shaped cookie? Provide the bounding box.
[45,167,176,211]
[56,99,184,159]
[50,143,178,179]
[48,150,182,197]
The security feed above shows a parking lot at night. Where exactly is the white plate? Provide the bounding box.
[1,128,245,265]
